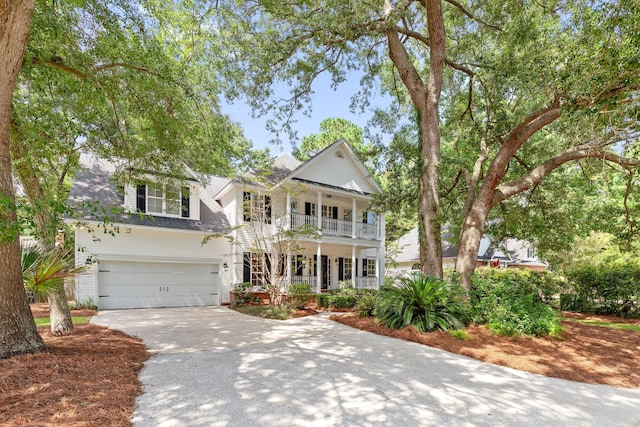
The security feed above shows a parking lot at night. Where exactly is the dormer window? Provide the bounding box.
[136,183,190,218]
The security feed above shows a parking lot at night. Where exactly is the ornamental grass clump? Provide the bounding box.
[375,274,468,332]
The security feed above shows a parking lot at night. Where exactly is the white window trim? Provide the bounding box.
[146,183,185,218]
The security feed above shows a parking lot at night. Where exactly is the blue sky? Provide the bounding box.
[222,72,392,155]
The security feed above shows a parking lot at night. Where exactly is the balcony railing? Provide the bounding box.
[287,213,380,240]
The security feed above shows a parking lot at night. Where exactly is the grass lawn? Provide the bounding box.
[565,318,640,333]
[34,317,90,327]
[231,305,292,319]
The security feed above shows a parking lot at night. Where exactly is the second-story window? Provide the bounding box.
[243,191,271,224]
[136,183,189,218]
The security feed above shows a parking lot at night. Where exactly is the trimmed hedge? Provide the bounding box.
[470,268,561,337]
[288,283,312,309]
[565,261,640,318]
[315,288,377,309]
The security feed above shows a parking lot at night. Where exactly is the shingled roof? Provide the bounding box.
[66,152,231,233]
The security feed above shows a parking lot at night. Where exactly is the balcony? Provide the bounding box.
[287,213,381,240]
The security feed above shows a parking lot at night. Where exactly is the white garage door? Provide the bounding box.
[98,261,219,309]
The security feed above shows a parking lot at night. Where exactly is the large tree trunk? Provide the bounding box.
[11,137,74,335]
[0,0,46,358]
[456,204,488,291]
[48,287,73,336]
[386,0,446,278]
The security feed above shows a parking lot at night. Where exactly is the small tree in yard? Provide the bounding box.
[21,246,85,335]
[239,184,319,306]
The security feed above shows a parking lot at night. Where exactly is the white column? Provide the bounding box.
[375,247,380,289]
[379,213,386,288]
[286,251,292,286]
[352,245,357,288]
[351,198,357,238]
[317,191,323,232]
[285,192,291,230]
[317,242,322,293]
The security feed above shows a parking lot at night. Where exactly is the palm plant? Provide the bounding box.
[22,246,84,300]
[375,274,468,332]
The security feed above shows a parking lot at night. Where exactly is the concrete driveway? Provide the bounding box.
[92,306,640,427]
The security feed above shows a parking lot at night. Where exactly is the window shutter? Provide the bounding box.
[243,192,251,221]
[305,202,311,216]
[332,206,338,219]
[136,184,146,213]
[264,195,272,224]
[338,258,344,281]
[243,252,251,283]
[313,255,317,276]
[265,254,271,276]
[362,211,368,223]
[181,187,190,218]
[362,259,367,277]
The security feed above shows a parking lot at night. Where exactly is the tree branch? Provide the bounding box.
[443,0,502,32]
[493,148,640,206]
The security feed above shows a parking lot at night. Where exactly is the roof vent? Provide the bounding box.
[336,150,344,158]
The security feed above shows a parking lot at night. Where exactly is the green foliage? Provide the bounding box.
[565,260,640,318]
[355,293,376,317]
[329,294,357,308]
[231,304,291,320]
[21,246,84,300]
[288,283,311,309]
[315,293,330,308]
[70,298,98,311]
[470,269,561,337]
[449,329,473,341]
[293,118,378,166]
[231,282,259,306]
[315,288,377,309]
[375,274,468,333]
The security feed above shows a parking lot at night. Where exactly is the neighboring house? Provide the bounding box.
[66,139,385,309]
[387,227,546,274]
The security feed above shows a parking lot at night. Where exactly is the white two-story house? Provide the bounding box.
[66,139,385,309]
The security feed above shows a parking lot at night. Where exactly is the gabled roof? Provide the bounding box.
[66,152,230,233]
[212,139,379,199]
[280,138,381,195]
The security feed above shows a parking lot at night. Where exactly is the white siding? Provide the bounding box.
[74,225,233,306]
[295,152,377,194]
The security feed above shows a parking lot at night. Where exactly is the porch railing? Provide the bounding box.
[288,213,380,240]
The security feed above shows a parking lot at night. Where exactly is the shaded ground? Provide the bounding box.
[331,311,640,389]
[0,304,148,427]
[4,305,639,426]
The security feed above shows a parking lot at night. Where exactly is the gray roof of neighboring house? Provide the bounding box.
[66,152,230,233]
[393,227,458,264]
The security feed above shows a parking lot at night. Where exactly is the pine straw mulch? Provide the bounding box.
[0,304,148,427]
[331,311,640,389]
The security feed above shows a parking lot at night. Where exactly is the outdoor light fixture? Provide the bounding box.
[85,255,97,266]
[223,262,228,272]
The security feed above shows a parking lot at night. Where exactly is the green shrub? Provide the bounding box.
[375,274,468,332]
[315,293,330,308]
[565,260,640,318]
[71,298,98,311]
[355,293,376,317]
[470,269,561,336]
[232,304,291,320]
[288,283,312,309]
[231,282,258,306]
[329,294,357,308]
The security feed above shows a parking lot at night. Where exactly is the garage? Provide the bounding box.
[97,261,220,309]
